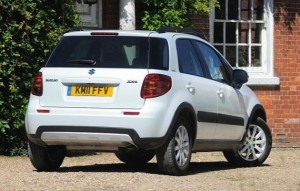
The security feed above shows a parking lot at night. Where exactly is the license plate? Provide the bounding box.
[67,85,113,97]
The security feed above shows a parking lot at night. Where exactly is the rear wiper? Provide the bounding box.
[66,59,96,66]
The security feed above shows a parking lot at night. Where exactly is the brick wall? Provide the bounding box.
[102,0,119,29]
[254,0,300,147]
[189,13,210,39]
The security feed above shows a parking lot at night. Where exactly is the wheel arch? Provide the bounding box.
[248,104,267,124]
[168,102,197,146]
[243,104,267,141]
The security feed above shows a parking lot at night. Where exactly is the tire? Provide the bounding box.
[156,117,192,175]
[223,117,272,167]
[115,149,155,165]
[28,141,66,171]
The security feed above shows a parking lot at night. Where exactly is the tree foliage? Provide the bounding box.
[141,0,219,30]
[0,0,80,155]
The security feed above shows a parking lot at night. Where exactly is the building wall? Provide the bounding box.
[102,0,119,29]
[255,0,300,147]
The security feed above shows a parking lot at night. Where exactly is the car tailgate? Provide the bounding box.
[39,68,147,109]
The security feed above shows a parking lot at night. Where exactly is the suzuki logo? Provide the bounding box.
[88,69,95,75]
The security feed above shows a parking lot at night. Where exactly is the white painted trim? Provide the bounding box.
[247,76,280,85]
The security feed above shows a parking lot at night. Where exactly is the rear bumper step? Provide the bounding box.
[41,132,134,149]
[27,125,167,151]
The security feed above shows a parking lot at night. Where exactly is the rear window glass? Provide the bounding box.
[46,36,169,70]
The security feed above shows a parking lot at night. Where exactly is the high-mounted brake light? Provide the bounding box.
[31,72,43,96]
[90,32,118,36]
[37,109,50,113]
[123,111,140,116]
[141,74,172,99]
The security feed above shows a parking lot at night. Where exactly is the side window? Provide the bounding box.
[196,42,229,83]
[176,39,204,77]
[149,38,169,70]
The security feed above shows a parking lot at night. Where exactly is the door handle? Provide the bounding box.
[217,89,224,98]
[185,84,195,93]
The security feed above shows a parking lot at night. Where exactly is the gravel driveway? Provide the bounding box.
[0,148,299,191]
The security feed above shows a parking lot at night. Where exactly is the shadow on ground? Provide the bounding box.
[55,161,270,176]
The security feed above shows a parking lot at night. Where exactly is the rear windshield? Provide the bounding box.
[46,36,169,70]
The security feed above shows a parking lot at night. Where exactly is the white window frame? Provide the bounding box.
[209,0,279,85]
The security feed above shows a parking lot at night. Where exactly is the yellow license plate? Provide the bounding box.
[67,85,113,97]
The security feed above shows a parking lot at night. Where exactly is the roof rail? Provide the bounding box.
[157,26,207,40]
[72,26,103,31]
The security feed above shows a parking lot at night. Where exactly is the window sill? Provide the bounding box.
[246,75,280,86]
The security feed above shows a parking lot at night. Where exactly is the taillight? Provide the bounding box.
[141,74,172,98]
[31,72,43,96]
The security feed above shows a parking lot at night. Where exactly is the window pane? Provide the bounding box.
[253,0,264,20]
[47,36,149,68]
[226,22,236,43]
[241,0,251,20]
[239,23,249,43]
[214,22,224,43]
[176,40,204,77]
[251,46,262,67]
[197,42,229,83]
[228,0,239,20]
[251,23,263,43]
[215,0,225,19]
[149,38,169,70]
[226,46,236,67]
[238,46,249,67]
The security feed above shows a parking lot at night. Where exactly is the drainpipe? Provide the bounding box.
[119,0,135,30]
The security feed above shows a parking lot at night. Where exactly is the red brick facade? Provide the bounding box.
[102,0,119,29]
[102,1,300,147]
[256,0,300,147]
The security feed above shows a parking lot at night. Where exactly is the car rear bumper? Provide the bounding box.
[25,98,172,150]
[27,125,166,151]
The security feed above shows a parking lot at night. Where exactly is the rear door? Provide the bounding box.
[39,34,150,109]
[176,38,218,139]
[195,41,246,140]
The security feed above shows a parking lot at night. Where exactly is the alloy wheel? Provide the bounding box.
[239,124,267,161]
[174,125,190,167]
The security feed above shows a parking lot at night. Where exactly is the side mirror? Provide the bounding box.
[232,69,248,88]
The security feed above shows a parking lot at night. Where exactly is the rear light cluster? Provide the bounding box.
[31,72,43,96]
[141,74,172,98]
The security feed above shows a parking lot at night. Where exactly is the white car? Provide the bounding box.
[25,28,272,175]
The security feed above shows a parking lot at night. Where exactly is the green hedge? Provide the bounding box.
[0,0,80,155]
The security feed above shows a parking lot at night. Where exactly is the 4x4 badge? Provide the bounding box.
[89,69,95,75]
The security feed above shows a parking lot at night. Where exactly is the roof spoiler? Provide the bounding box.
[157,26,207,40]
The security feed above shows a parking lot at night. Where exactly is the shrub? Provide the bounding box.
[142,0,219,30]
[0,0,80,155]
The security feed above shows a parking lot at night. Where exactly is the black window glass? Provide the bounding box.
[149,38,169,70]
[176,39,204,77]
[46,36,169,70]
